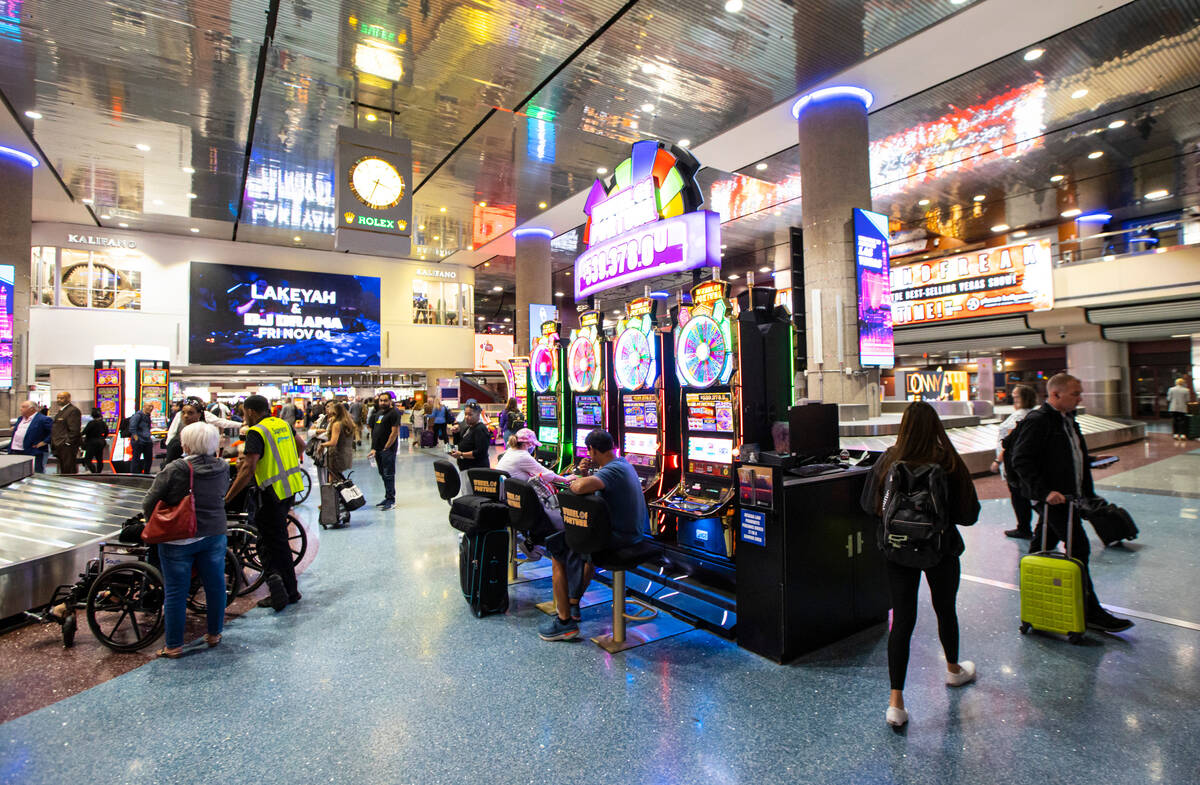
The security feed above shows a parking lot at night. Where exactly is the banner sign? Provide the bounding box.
[189,262,381,366]
[853,209,894,368]
[891,238,1054,326]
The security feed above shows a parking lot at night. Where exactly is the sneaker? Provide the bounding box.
[538,615,580,641]
[1004,528,1033,539]
[946,660,977,687]
[258,574,288,612]
[380,502,394,511]
[374,500,388,508]
[1087,612,1134,633]
[885,706,908,728]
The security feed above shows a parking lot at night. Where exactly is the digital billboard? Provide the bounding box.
[853,209,895,368]
[189,262,381,366]
[0,264,12,389]
[890,239,1054,326]
[474,333,515,372]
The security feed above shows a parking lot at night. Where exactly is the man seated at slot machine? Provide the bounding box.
[538,429,649,642]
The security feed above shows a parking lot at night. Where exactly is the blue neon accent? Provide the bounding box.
[1076,213,1112,222]
[649,291,670,299]
[629,139,659,184]
[512,226,555,239]
[790,86,874,120]
[0,145,39,168]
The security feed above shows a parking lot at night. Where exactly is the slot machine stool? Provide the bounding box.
[502,477,558,589]
[559,490,662,653]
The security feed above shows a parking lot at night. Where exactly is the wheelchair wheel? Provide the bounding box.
[227,524,266,596]
[287,515,307,566]
[86,562,165,653]
[295,469,312,505]
[187,548,242,614]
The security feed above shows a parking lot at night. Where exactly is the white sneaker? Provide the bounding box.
[886,706,908,727]
[946,660,977,687]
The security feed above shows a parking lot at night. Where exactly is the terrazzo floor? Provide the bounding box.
[2,441,1198,784]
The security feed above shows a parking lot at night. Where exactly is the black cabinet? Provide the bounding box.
[735,465,888,663]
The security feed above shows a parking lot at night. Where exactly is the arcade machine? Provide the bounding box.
[612,296,680,510]
[527,321,567,472]
[564,310,616,469]
[135,361,170,429]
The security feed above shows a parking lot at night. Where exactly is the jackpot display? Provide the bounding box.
[853,209,894,368]
[136,362,170,429]
[93,365,124,432]
[189,262,381,366]
[890,239,1054,326]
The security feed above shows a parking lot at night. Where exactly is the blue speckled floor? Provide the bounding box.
[3,445,1199,784]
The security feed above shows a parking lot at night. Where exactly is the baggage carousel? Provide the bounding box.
[0,456,152,620]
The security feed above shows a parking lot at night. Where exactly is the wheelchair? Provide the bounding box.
[224,486,309,597]
[30,539,241,652]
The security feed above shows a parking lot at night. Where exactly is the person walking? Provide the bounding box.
[1167,377,1191,441]
[861,402,981,729]
[224,395,306,612]
[128,403,155,474]
[499,397,522,443]
[431,398,449,444]
[348,398,365,448]
[410,403,427,449]
[8,400,53,473]
[995,385,1038,539]
[81,408,110,473]
[50,391,82,475]
[143,422,230,658]
[1011,373,1134,634]
[368,393,400,510]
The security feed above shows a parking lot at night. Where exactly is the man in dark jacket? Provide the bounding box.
[8,400,53,473]
[1010,373,1132,633]
[128,403,155,474]
[51,391,82,474]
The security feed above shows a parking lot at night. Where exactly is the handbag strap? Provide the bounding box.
[182,456,195,494]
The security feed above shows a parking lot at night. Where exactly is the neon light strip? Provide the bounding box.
[0,146,39,168]
[790,86,874,119]
[512,226,555,239]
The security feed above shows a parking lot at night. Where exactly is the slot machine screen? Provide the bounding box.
[538,425,559,444]
[574,394,603,426]
[687,436,733,464]
[685,392,734,433]
[575,428,594,451]
[622,393,659,429]
[537,395,558,421]
[623,432,659,456]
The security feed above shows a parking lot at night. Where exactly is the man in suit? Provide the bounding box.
[9,400,53,473]
[51,391,82,474]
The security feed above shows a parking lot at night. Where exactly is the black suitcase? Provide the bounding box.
[449,495,509,534]
[420,429,437,448]
[1082,500,1139,547]
[459,529,509,617]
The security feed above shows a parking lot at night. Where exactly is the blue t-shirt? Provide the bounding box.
[594,457,648,546]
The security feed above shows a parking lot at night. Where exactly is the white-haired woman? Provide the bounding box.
[142,422,231,658]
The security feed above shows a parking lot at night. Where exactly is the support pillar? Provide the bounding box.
[795,88,879,415]
[1067,340,1128,417]
[0,154,33,419]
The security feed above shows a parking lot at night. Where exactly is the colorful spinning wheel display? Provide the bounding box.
[567,337,599,392]
[614,327,653,391]
[530,344,556,393]
[676,314,729,389]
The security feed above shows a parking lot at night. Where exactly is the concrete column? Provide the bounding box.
[515,233,552,354]
[1067,340,1127,417]
[0,155,32,419]
[795,91,879,415]
[49,366,95,413]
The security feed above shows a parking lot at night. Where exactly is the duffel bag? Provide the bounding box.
[333,477,366,511]
[449,495,510,534]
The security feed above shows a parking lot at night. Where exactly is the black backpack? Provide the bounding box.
[118,415,132,438]
[1000,415,1031,490]
[880,461,951,568]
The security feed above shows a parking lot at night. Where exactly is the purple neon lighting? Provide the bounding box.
[0,146,39,168]
[512,226,555,239]
[790,86,874,119]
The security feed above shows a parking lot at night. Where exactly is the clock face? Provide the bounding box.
[349,156,405,209]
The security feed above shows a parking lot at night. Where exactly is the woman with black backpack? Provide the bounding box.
[861,401,981,728]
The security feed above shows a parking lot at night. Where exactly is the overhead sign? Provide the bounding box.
[66,233,137,249]
[189,262,381,366]
[853,209,894,368]
[574,140,718,301]
[891,239,1054,326]
[334,126,413,257]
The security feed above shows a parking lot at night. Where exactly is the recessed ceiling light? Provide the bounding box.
[1023,48,1044,61]
[190,227,200,233]
[118,222,129,228]
[639,103,654,113]
[640,62,657,75]
[755,163,768,171]
[1088,150,1104,159]
[418,224,425,230]
[293,236,302,242]
[1050,174,1065,183]
[596,167,608,174]
[433,235,440,240]
[477,315,485,320]
[135,143,151,152]
[503,317,512,323]
[492,286,503,292]
[538,201,547,209]
[991,224,1010,232]
[23,110,41,120]
[187,193,197,199]
[677,139,690,147]
[81,197,93,205]
[483,261,491,267]
[1012,230,1028,238]
[1107,119,1126,129]
[365,113,377,122]
[973,194,985,202]
[724,0,744,11]
[1060,208,1082,218]
[565,271,571,276]
[478,201,487,207]
[1145,189,1170,200]
[758,266,771,273]
[439,206,446,212]
[100,214,111,220]
[554,291,564,297]
[727,273,740,280]
[1071,88,1089,99]
[153,199,163,206]
[182,166,195,174]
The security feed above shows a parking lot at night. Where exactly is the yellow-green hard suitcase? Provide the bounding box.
[1019,501,1086,643]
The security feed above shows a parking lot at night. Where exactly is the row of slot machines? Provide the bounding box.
[516,279,792,573]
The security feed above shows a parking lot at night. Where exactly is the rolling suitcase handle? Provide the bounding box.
[1036,496,1076,558]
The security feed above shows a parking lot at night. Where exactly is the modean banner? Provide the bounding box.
[890,238,1053,326]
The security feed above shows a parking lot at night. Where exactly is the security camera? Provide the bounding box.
[1059,328,1067,340]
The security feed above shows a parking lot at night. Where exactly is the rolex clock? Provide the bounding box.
[334,126,413,257]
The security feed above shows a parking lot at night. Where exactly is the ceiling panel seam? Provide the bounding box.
[232,0,282,242]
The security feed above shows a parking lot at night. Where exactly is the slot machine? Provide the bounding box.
[135,360,170,429]
[93,362,124,433]
[652,280,740,559]
[499,357,530,419]
[527,321,567,471]
[564,310,614,468]
[612,296,680,509]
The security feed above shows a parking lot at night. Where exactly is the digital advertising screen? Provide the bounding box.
[853,209,895,368]
[574,394,603,427]
[890,239,1054,326]
[0,264,13,389]
[474,334,515,372]
[623,432,659,456]
[685,392,734,433]
[687,436,733,465]
[538,425,559,444]
[189,261,381,366]
[623,393,659,429]
[537,395,558,421]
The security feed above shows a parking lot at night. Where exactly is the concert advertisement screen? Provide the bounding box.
[189,262,381,366]
[853,209,894,368]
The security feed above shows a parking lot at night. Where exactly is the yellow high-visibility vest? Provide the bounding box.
[250,416,304,499]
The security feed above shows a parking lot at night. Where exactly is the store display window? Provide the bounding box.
[31,246,142,310]
[412,279,473,326]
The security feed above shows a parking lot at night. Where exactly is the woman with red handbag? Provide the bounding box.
[142,422,231,658]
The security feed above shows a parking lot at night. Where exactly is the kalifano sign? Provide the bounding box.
[574,140,719,300]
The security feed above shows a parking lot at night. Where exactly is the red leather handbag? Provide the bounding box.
[142,460,197,544]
